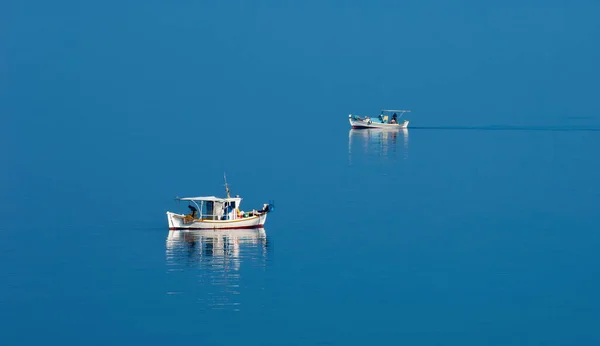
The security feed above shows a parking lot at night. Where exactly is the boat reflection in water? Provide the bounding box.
[348,128,409,164]
[165,228,269,311]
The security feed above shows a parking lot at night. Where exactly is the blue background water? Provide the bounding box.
[3,1,600,345]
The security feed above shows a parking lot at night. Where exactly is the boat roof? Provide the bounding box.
[176,196,240,202]
[381,109,411,112]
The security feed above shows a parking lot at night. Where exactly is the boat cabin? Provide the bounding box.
[177,196,243,221]
[378,109,411,124]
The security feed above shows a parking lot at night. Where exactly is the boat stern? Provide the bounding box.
[259,212,268,227]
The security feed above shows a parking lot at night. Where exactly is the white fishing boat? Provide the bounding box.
[348,109,411,129]
[166,175,274,230]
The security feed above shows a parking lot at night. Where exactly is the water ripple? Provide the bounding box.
[165,228,269,311]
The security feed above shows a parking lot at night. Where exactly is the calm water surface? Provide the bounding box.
[2,126,600,345]
[5,1,600,343]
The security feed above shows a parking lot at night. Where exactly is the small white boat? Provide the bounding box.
[166,176,273,230]
[349,109,411,129]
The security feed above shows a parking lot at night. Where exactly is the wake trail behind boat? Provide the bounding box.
[409,125,600,132]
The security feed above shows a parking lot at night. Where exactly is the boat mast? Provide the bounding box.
[224,172,231,199]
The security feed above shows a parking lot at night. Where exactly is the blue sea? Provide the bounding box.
[3,1,600,345]
[3,123,600,345]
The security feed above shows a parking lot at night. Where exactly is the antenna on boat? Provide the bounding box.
[224,172,231,199]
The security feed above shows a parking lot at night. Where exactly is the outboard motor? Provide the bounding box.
[264,200,275,213]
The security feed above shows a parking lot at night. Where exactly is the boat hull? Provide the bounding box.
[349,118,409,129]
[166,211,267,230]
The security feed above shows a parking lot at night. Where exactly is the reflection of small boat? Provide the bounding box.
[165,228,269,310]
[166,228,268,271]
[166,175,274,230]
[348,127,409,163]
[167,228,267,248]
[348,109,411,129]
[166,228,267,257]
